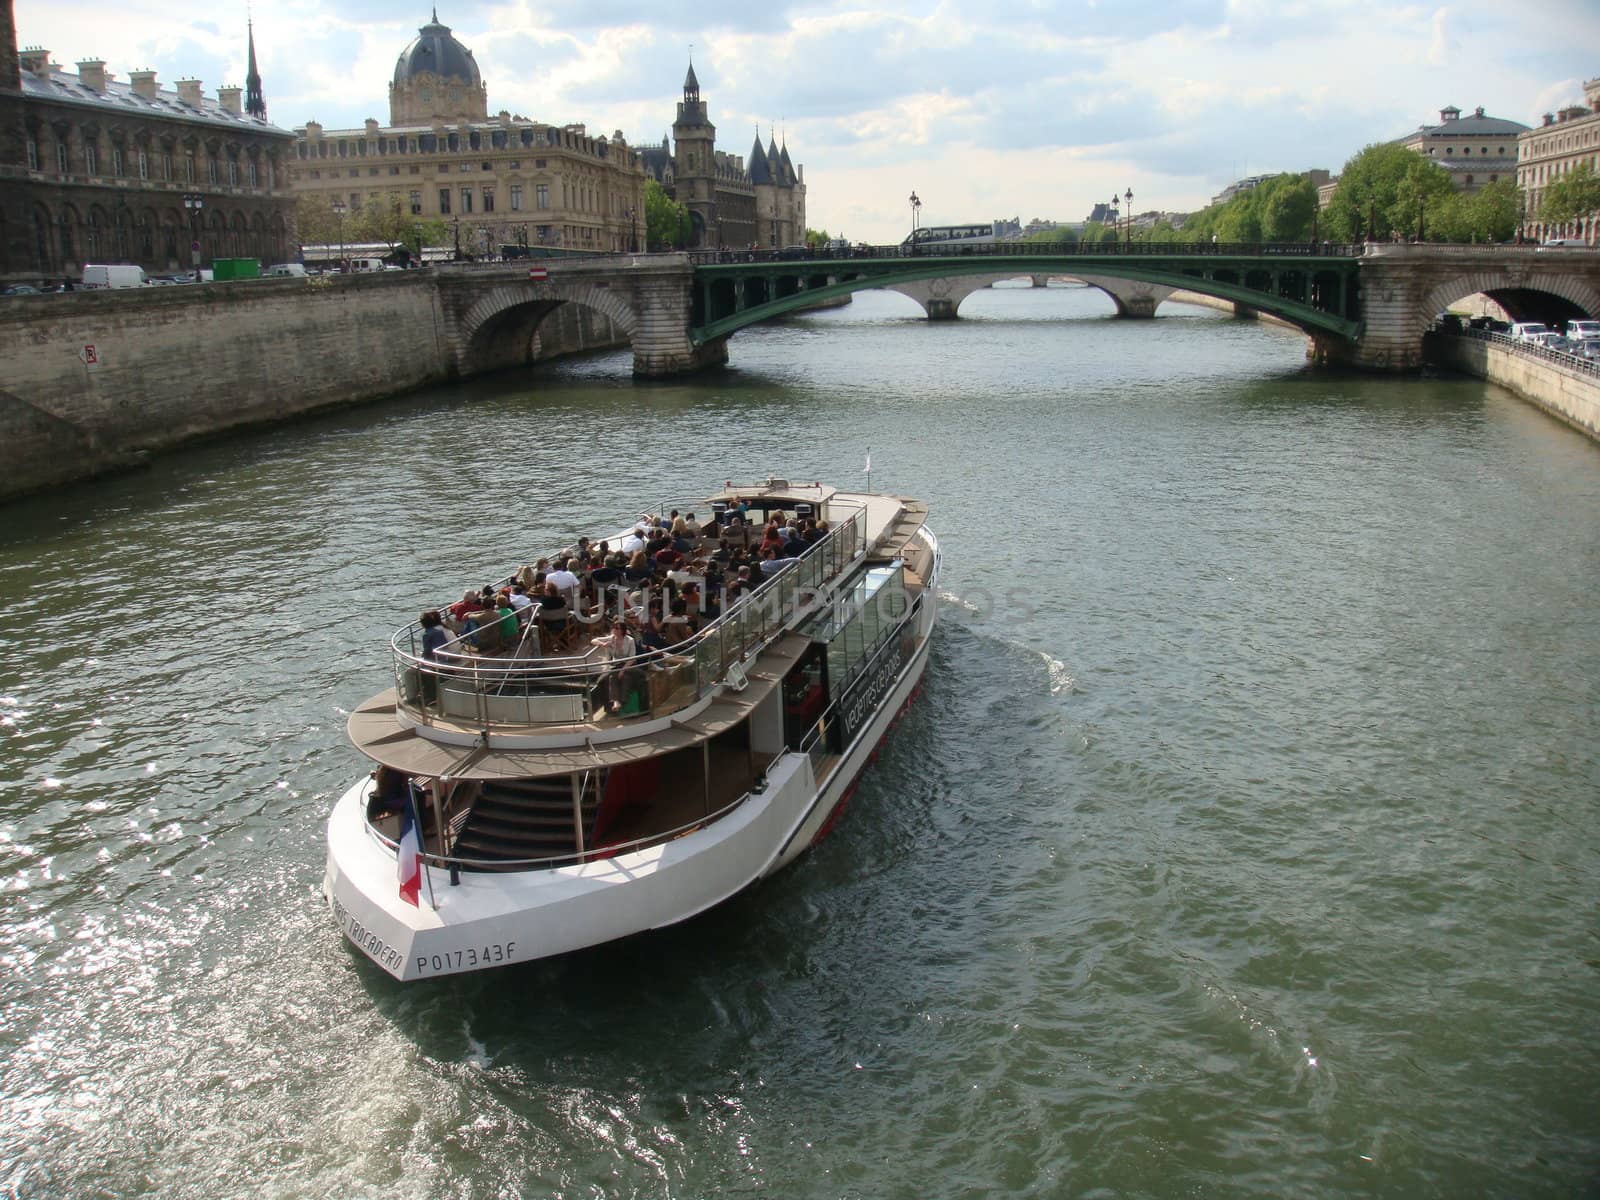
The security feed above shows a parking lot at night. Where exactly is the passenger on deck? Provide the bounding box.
[591,619,639,714]
[508,583,535,622]
[624,550,653,585]
[419,610,449,662]
[494,592,518,641]
[620,526,647,555]
[447,589,480,629]
[759,546,790,577]
[547,558,580,606]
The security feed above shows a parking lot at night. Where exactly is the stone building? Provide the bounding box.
[1518,78,1600,245]
[1395,105,1527,193]
[0,0,296,282]
[640,66,805,250]
[290,13,646,257]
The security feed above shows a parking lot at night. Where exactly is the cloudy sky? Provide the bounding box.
[15,0,1600,242]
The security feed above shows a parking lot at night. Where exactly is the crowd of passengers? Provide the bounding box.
[416,505,833,675]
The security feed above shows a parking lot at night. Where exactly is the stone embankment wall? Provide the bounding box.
[1426,333,1600,442]
[0,272,629,502]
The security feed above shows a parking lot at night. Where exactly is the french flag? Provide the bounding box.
[397,786,423,907]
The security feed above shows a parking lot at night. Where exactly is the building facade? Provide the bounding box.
[640,67,805,250]
[1395,105,1527,192]
[0,0,296,282]
[290,15,645,257]
[1517,78,1600,245]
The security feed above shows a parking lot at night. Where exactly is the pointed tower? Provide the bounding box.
[671,60,717,247]
[245,19,266,119]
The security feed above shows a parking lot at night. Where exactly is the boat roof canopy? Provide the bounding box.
[709,480,837,509]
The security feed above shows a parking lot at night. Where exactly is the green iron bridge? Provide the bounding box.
[686,243,1366,344]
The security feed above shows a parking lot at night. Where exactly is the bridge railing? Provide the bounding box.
[687,241,1361,266]
[1433,324,1600,379]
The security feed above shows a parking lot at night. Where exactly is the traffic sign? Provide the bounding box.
[80,344,100,371]
[191,240,200,252]
[528,265,548,281]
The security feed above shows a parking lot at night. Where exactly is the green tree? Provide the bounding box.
[1429,178,1520,243]
[1322,142,1454,241]
[1024,225,1077,247]
[644,179,692,250]
[1255,174,1318,241]
[804,227,831,249]
[1540,161,1600,229]
[295,194,341,248]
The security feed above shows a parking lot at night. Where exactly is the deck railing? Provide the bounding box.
[1432,324,1600,379]
[390,502,867,730]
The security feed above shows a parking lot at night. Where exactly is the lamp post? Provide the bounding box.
[909,190,921,253]
[330,197,346,271]
[1108,197,1119,248]
[452,214,461,261]
[182,192,203,281]
[1124,187,1133,247]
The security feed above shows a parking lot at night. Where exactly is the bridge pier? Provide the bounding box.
[1030,275,1049,288]
[1074,274,1176,319]
[885,274,1017,320]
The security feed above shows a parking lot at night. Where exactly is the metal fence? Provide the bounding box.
[1434,325,1600,380]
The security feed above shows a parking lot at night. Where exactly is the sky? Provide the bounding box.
[15,0,1600,243]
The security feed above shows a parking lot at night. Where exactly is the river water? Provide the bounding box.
[1,285,1597,1198]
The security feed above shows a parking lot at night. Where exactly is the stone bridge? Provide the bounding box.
[5,243,1599,499]
[440,242,1600,374]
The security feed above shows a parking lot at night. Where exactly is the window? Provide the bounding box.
[111,145,123,174]
[349,192,359,208]
[208,159,218,184]
[439,188,450,214]
[535,158,546,168]
[84,143,97,174]
[461,187,472,213]
[368,167,379,176]
[410,165,421,175]
[349,168,360,177]
[536,182,549,209]
[482,187,494,212]
[26,138,37,170]
[510,184,522,211]
[228,160,238,185]
[507,160,520,169]
[482,161,491,171]
[459,163,472,173]
[138,151,148,179]
[438,164,450,174]
[388,166,399,175]
[248,160,258,186]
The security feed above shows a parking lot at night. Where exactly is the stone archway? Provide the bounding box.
[454,281,640,373]
[1419,269,1600,326]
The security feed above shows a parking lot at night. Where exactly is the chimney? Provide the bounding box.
[176,78,203,107]
[1543,112,1555,127]
[19,47,50,75]
[218,85,242,115]
[364,118,379,134]
[129,69,158,100]
[76,60,106,91]
[303,120,322,138]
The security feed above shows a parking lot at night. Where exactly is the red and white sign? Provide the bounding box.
[527,265,549,281]
[80,344,100,370]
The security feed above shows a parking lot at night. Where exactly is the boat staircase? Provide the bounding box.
[448,775,600,869]
[874,499,930,587]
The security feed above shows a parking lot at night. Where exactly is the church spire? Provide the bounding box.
[245,19,266,119]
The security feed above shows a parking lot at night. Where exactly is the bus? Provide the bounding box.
[902,222,1002,248]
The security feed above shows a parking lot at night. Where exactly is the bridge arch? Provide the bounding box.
[1419,268,1600,327]
[455,282,638,374]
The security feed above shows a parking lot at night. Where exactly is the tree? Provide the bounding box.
[1430,179,1520,244]
[1255,174,1317,242]
[644,179,692,250]
[804,227,831,249]
[1322,142,1454,241]
[1540,161,1600,229]
[295,194,342,248]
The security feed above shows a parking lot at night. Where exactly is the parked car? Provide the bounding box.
[267,263,308,277]
[1509,322,1550,342]
[1537,238,1588,249]
[1573,338,1600,361]
[2,284,41,295]
[1563,318,1600,340]
[1531,332,1569,352]
[774,245,812,260]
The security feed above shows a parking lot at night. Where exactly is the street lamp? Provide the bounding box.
[452,214,462,261]
[330,197,346,271]
[1108,197,1119,248]
[182,192,203,281]
[909,191,922,253]
[1123,188,1134,247]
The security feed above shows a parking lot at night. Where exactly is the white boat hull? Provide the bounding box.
[323,600,935,981]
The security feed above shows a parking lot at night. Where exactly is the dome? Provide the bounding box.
[394,12,480,88]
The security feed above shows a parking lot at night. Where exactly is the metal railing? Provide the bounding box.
[687,241,1361,266]
[1432,324,1600,379]
[391,502,868,730]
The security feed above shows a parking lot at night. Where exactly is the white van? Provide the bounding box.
[1537,238,1587,249]
[347,257,388,273]
[1508,322,1549,342]
[267,263,307,277]
[80,264,147,289]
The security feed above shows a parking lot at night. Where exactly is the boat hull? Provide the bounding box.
[323,609,934,981]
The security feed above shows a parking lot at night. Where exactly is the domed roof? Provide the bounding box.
[394,11,480,87]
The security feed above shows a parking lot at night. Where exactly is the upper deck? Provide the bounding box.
[349,483,932,767]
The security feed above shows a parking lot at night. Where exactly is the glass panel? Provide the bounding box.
[695,635,718,698]
[844,612,865,674]
[780,571,797,625]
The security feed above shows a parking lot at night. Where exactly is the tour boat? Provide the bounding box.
[323,479,940,980]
